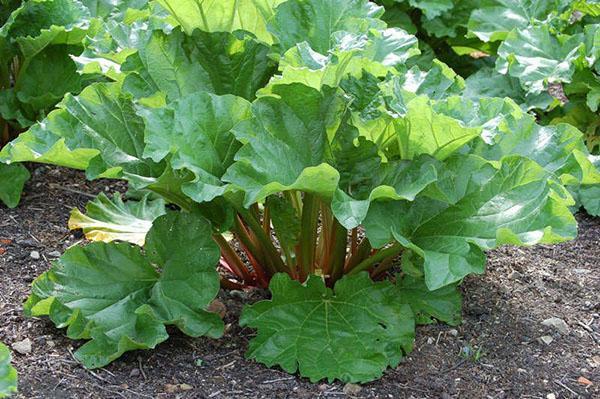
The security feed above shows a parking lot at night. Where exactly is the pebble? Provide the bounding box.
[542,317,569,335]
[508,270,521,280]
[12,338,32,354]
[546,394,556,399]
[343,383,362,396]
[129,368,141,377]
[538,335,553,345]
[180,384,193,391]
[427,337,435,345]
[46,340,55,348]
[48,250,61,258]
[448,329,458,337]
[29,251,40,260]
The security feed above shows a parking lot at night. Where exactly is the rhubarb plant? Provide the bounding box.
[3,0,599,383]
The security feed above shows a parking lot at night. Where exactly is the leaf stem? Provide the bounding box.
[213,234,255,284]
[327,218,348,284]
[345,238,372,271]
[348,243,403,275]
[298,193,319,277]
[236,207,287,274]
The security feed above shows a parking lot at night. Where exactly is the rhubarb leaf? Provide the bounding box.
[68,193,166,246]
[268,0,385,54]
[365,156,577,290]
[140,91,252,202]
[0,163,29,208]
[396,275,462,326]
[240,273,415,383]
[24,212,223,369]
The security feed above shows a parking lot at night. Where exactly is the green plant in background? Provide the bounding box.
[0,342,17,398]
[0,0,599,384]
[377,0,600,214]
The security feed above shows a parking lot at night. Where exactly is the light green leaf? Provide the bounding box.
[155,0,284,44]
[0,163,29,209]
[364,155,577,290]
[0,342,17,398]
[1,0,98,59]
[268,0,385,54]
[496,25,585,95]
[263,28,419,93]
[468,0,572,42]
[139,91,252,202]
[389,95,481,160]
[240,273,415,383]
[25,212,223,369]
[68,193,166,246]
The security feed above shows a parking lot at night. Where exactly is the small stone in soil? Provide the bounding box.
[48,250,61,258]
[538,335,553,345]
[129,368,141,377]
[448,329,459,337]
[29,251,40,260]
[427,337,435,345]
[180,384,193,391]
[541,317,569,335]
[12,338,32,354]
[546,394,556,399]
[343,383,362,396]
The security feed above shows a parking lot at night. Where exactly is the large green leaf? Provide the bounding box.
[464,67,554,110]
[121,28,276,101]
[240,273,415,383]
[263,28,419,93]
[0,163,29,209]
[68,193,166,246]
[496,25,585,95]
[364,155,577,290]
[0,342,17,398]
[0,83,164,187]
[25,212,223,369]
[268,0,385,54]
[139,91,252,202]
[467,0,572,42]
[1,0,97,59]
[155,0,285,44]
[223,84,346,206]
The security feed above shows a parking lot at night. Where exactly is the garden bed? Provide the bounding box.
[1,165,599,399]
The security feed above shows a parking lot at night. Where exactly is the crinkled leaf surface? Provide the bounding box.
[265,28,419,92]
[0,163,29,209]
[122,28,276,102]
[139,91,252,202]
[496,25,584,94]
[364,155,577,290]
[468,0,572,42]
[1,83,164,187]
[24,212,223,369]
[240,273,415,383]
[69,193,166,246]
[268,0,385,54]
[0,342,17,398]
[155,0,285,44]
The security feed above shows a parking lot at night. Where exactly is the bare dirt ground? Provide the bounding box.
[1,165,599,398]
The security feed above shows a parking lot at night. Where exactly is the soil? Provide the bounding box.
[1,165,599,399]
